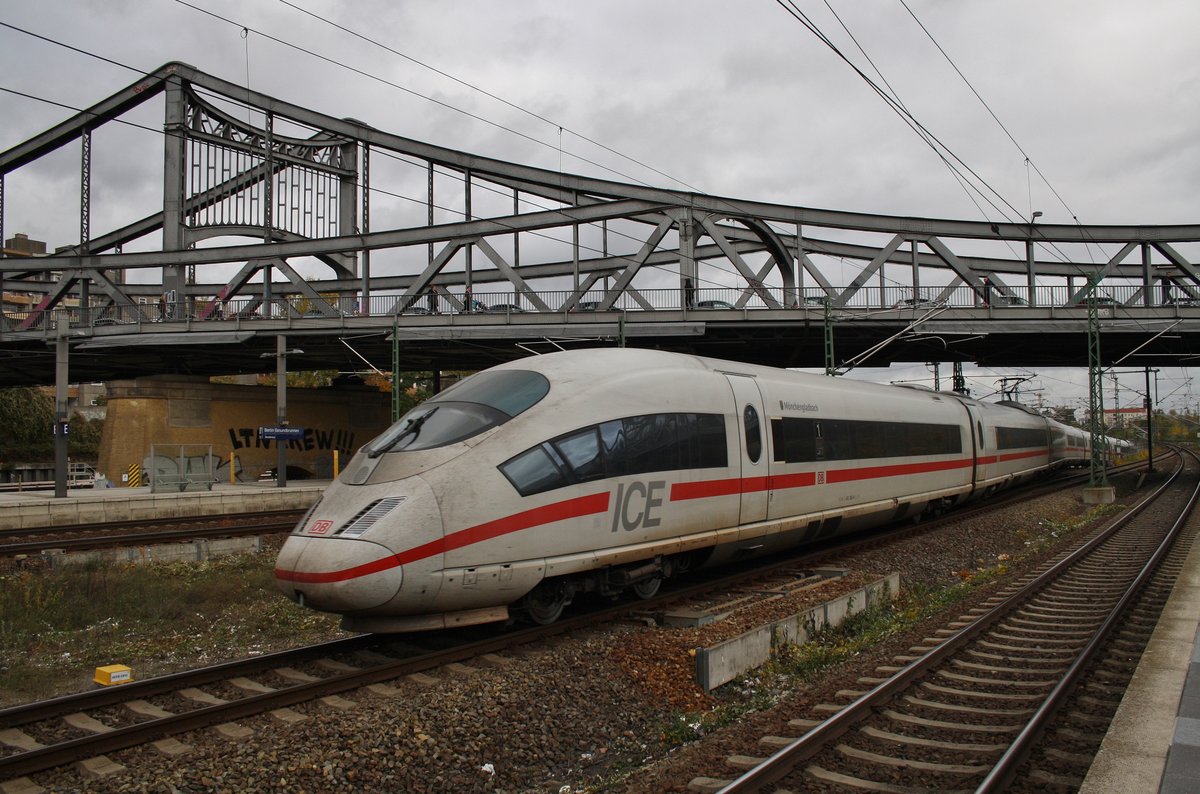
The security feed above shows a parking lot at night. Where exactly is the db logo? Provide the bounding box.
[309,520,334,535]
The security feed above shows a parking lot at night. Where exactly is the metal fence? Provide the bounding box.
[3,283,1197,334]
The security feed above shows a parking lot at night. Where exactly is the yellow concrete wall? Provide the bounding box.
[97,376,391,484]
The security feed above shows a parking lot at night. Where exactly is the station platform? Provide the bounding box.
[1081,508,1200,793]
[0,480,326,530]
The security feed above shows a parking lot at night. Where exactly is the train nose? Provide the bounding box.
[274,535,403,612]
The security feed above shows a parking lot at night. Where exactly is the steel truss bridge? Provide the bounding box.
[2,61,1199,388]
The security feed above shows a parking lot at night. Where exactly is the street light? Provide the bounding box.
[1026,212,1043,306]
[260,338,304,488]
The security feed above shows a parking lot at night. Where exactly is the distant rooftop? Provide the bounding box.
[3,232,48,257]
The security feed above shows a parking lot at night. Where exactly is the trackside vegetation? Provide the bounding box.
[0,553,346,705]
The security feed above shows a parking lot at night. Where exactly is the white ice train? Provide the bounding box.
[274,348,1130,632]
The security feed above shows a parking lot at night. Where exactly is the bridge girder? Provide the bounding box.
[1,62,1200,386]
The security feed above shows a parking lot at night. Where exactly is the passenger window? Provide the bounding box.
[625,414,680,472]
[744,405,762,463]
[599,420,627,476]
[500,412,727,496]
[553,428,604,481]
[499,446,567,496]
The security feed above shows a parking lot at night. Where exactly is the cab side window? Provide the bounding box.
[743,405,762,463]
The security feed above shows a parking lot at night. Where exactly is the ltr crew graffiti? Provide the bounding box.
[228,427,357,455]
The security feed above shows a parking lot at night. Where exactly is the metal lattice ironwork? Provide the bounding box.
[1086,283,1108,485]
[0,62,1199,386]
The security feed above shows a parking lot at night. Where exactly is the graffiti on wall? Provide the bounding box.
[227,427,357,455]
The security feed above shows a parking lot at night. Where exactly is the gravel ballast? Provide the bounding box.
[18,472,1148,793]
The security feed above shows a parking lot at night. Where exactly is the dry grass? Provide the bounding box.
[0,552,348,706]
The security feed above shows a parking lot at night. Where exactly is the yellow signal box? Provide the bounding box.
[93,664,134,686]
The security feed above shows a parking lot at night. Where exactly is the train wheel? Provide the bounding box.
[523,582,568,625]
[669,550,706,576]
[631,575,661,600]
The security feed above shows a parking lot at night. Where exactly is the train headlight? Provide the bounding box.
[334,496,407,538]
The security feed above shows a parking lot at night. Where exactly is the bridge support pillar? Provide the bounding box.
[161,74,188,318]
[54,320,69,498]
[276,335,289,489]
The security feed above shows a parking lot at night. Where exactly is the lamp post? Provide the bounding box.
[261,337,303,488]
[1025,211,1042,306]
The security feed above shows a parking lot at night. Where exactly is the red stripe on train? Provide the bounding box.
[280,448,1053,584]
[275,491,610,584]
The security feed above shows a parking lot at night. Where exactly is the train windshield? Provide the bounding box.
[363,369,549,455]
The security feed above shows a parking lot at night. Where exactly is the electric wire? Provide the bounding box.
[172,0,661,192]
[165,5,759,293]
[0,9,1045,300]
[774,0,1184,354]
[273,0,704,195]
[1,7,1192,382]
[895,0,1103,271]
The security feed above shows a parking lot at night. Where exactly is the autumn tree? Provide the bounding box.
[0,387,103,462]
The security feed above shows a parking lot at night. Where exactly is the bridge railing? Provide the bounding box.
[2,283,1195,335]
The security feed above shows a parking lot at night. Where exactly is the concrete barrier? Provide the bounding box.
[44,536,264,568]
[696,572,900,692]
[0,485,325,529]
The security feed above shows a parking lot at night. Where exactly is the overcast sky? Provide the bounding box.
[1,0,1197,413]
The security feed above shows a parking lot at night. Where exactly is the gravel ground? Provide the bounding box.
[22,471,1148,793]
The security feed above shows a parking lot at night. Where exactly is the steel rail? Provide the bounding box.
[0,454,1165,783]
[0,635,377,728]
[0,595,660,780]
[2,462,1121,726]
[976,446,1200,792]
[0,509,305,540]
[717,447,1191,793]
[0,521,299,555]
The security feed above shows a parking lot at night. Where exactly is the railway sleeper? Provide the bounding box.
[0,728,44,751]
[77,755,126,780]
[1028,768,1085,788]
[1092,667,1133,682]
[883,709,1021,734]
[725,754,765,770]
[950,659,1066,676]
[966,648,1068,664]
[1077,695,1120,712]
[859,725,1007,754]
[935,670,1057,688]
[1067,709,1114,725]
[977,639,1078,655]
[1043,746,1098,766]
[921,682,1044,702]
[836,743,990,775]
[902,695,1033,718]
[805,765,968,794]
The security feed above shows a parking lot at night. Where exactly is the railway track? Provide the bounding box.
[0,585,704,783]
[693,446,1199,793]
[0,510,305,556]
[0,459,1156,561]
[0,456,1166,788]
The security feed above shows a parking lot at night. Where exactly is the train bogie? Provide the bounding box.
[274,348,1093,632]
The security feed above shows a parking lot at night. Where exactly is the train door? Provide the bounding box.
[960,401,982,494]
[723,374,769,525]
